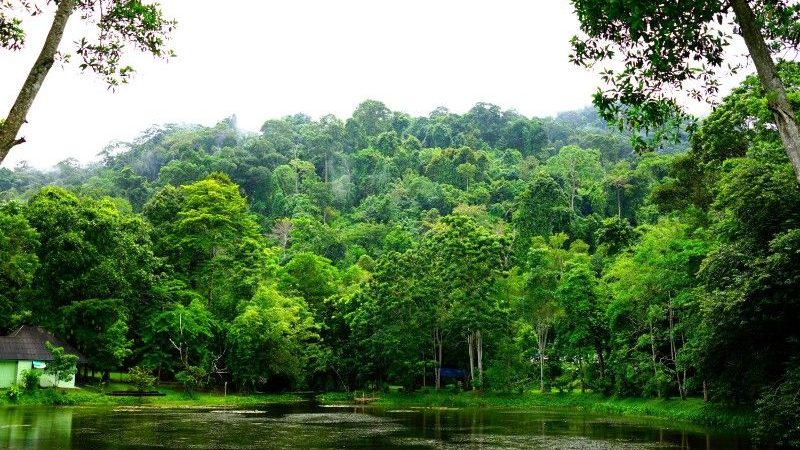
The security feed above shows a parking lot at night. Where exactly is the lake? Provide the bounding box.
[0,402,754,449]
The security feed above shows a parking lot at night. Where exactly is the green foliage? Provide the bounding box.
[43,342,79,386]
[754,365,800,447]
[226,285,318,390]
[0,202,38,332]
[61,299,132,374]
[128,366,157,392]
[176,366,206,398]
[20,369,41,392]
[4,384,22,402]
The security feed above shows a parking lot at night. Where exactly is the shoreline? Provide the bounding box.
[1,387,754,431]
[317,391,754,431]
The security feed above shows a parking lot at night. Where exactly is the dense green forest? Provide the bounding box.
[2,64,800,443]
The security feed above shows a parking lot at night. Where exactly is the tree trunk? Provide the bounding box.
[537,323,549,393]
[570,186,576,212]
[703,379,709,402]
[596,345,605,380]
[732,0,800,184]
[616,187,622,218]
[422,351,426,388]
[668,298,683,399]
[649,322,658,377]
[433,328,442,390]
[476,330,483,390]
[467,332,475,390]
[0,0,77,163]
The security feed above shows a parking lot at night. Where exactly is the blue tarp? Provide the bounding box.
[439,368,465,378]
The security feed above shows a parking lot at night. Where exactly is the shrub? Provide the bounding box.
[127,366,156,392]
[176,366,206,398]
[20,369,41,391]
[754,365,800,447]
[4,384,22,402]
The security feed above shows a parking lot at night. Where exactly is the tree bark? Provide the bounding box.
[668,297,683,399]
[0,0,77,163]
[596,344,605,380]
[433,328,443,389]
[467,332,475,390]
[476,330,483,390]
[537,322,549,393]
[732,0,800,184]
[703,379,709,402]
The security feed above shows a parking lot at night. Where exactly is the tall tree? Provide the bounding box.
[570,0,800,183]
[0,0,176,162]
[427,216,507,389]
[545,145,603,213]
[522,236,566,392]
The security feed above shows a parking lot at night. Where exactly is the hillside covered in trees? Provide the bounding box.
[1,65,800,443]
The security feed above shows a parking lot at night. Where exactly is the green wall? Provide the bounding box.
[0,361,18,387]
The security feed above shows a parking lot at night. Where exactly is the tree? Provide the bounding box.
[604,162,633,218]
[522,236,566,392]
[145,173,269,319]
[556,255,609,389]
[0,202,38,332]
[0,0,176,162]
[61,298,132,379]
[351,99,392,139]
[605,220,707,398]
[545,145,603,213]
[269,218,293,257]
[226,285,318,390]
[512,171,569,257]
[128,366,157,392]
[281,252,340,313]
[456,162,477,190]
[351,249,436,389]
[24,187,159,328]
[43,342,78,387]
[570,0,800,183]
[143,300,217,378]
[426,216,508,389]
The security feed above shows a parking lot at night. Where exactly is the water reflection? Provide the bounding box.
[0,403,755,449]
[0,408,73,449]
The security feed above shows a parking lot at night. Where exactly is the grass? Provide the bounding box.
[318,390,755,430]
[0,383,304,408]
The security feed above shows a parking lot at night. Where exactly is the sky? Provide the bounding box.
[0,0,744,169]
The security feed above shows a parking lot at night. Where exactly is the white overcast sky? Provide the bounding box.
[0,0,746,168]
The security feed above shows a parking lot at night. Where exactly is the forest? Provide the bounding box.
[1,60,800,442]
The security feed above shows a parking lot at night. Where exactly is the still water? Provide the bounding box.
[0,402,753,449]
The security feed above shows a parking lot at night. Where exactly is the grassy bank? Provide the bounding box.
[0,385,304,408]
[317,390,754,430]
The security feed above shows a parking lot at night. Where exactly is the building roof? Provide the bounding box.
[0,326,87,363]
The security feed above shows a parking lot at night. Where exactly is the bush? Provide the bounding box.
[4,384,22,402]
[176,366,206,398]
[754,365,800,447]
[20,369,41,391]
[128,366,156,392]
[553,371,576,393]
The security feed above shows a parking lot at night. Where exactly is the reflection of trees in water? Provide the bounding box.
[0,408,72,449]
[0,406,739,449]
